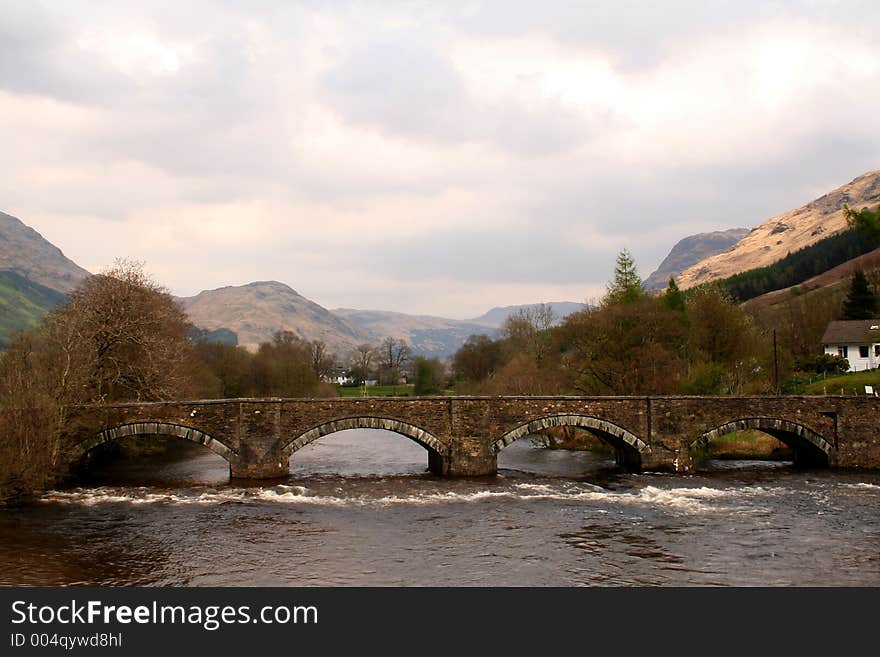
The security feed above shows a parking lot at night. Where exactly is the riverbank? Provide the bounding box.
[538,427,790,460]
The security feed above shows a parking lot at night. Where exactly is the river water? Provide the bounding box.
[2,429,879,586]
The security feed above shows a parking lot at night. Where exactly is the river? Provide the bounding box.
[1,429,879,586]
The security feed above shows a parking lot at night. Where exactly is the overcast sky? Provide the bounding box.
[2,1,879,317]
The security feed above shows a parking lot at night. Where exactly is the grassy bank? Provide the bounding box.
[536,428,791,460]
[697,430,792,460]
[803,370,880,395]
[337,384,416,397]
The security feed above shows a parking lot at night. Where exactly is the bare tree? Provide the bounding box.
[308,340,337,381]
[0,259,199,499]
[348,343,377,386]
[43,259,196,403]
[502,304,556,364]
[376,337,411,385]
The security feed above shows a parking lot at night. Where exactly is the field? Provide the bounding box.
[804,370,880,395]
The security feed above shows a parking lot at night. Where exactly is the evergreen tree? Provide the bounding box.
[662,277,686,312]
[841,269,879,320]
[605,249,644,305]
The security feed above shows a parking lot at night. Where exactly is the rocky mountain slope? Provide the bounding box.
[676,170,880,289]
[644,228,750,290]
[179,281,370,354]
[0,211,89,293]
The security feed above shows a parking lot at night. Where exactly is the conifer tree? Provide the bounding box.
[841,269,878,320]
[605,249,644,305]
[662,277,686,312]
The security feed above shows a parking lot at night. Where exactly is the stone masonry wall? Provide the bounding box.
[64,396,880,477]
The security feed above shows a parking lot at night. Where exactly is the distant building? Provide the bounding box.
[821,320,880,371]
[326,366,353,385]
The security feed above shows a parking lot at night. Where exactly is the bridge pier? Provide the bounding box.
[638,447,690,473]
[428,437,497,477]
[230,459,289,480]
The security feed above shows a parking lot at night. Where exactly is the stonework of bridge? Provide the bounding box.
[62,396,880,479]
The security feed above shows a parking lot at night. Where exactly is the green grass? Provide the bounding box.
[804,369,880,395]
[337,384,416,397]
[697,430,792,460]
[0,271,66,346]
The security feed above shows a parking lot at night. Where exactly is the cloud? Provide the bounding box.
[1,1,879,317]
[320,35,598,157]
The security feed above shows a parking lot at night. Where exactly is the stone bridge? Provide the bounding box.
[62,396,880,478]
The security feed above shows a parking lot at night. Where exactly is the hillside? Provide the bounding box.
[0,271,67,347]
[469,302,585,328]
[333,309,495,358]
[644,228,749,290]
[676,170,880,289]
[714,228,877,303]
[179,281,370,355]
[744,247,880,311]
[0,211,89,293]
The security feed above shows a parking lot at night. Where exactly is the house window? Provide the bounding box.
[860,345,870,358]
[875,345,880,358]
[838,346,848,358]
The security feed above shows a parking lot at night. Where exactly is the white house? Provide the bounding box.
[821,320,880,371]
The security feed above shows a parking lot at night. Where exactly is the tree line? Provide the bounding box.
[450,248,880,398]
[451,250,772,396]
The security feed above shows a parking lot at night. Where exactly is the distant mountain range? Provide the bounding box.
[0,211,585,356]
[468,302,585,327]
[179,284,586,358]
[4,169,879,357]
[334,302,585,358]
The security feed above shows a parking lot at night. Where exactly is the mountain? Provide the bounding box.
[334,302,586,358]
[333,309,495,359]
[0,211,89,293]
[644,228,750,290]
[744,246,880,311]
[676,170,880,289]
[0,211,90,345]
[469,302,586,328]
[0,271,67,347]
[178,281,370,354]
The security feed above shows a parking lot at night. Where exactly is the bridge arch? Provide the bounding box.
[494,414,649,470]
[691,417,831,467]
[283,416,448,457]
[72,422,238,463]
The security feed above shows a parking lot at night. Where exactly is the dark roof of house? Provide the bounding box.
[821,320,880,345]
